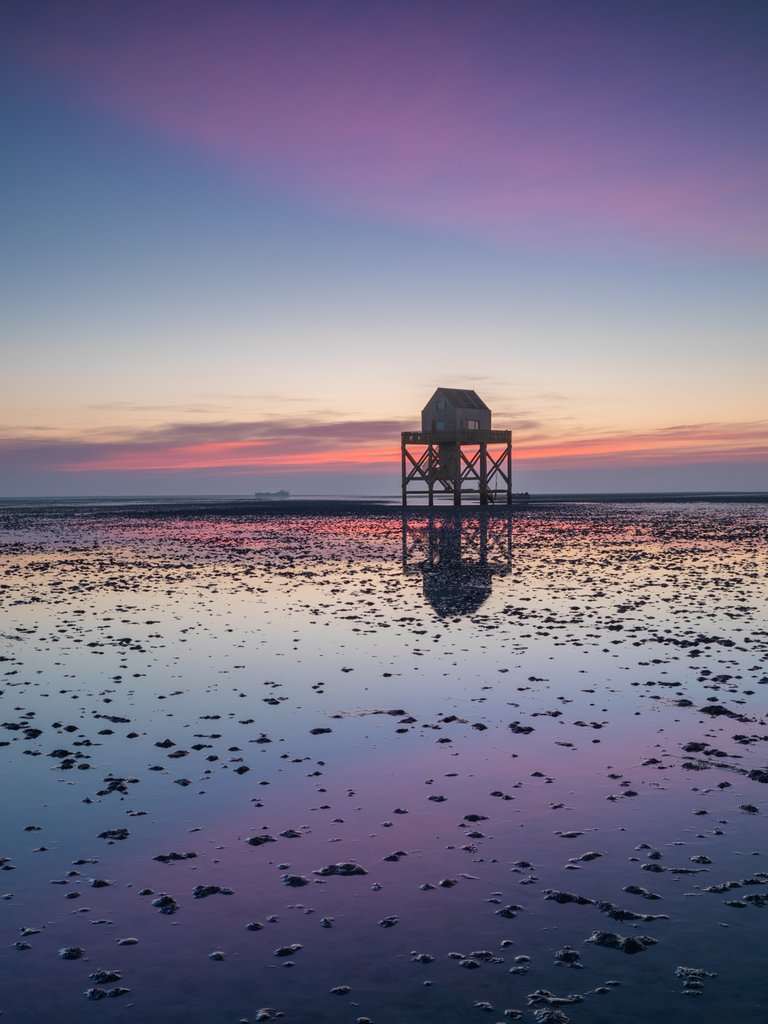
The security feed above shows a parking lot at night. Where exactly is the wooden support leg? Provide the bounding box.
[401,439,407,507]
[480,443,488,505]
[506,439,512,504]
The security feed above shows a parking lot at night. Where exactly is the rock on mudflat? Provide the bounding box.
[743,892,768,907]
[495,904,522,919]
[528,989,583,1007]
[274,944,302,957]
[676,965,717,993]
[543,890,592,906]
[59,947,85,960]
[314,862,368,876]
[192,884,234,898]
[676,966,717,979]
[509,722,534,735]
[247,834,276,847]
[97,828,129,841]
[623,885,661,900]
[593,899,667,923]
[85,983,129,998]
[532,1010,570,1024]
[89,970,121,983]
[281,874,311,887]
[554,947,582,967]
[151,894,179,914]
[586,931,657,954]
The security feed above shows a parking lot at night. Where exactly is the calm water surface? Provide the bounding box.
[1,501,767,1023]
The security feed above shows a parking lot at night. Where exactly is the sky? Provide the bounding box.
[1,0,766,496]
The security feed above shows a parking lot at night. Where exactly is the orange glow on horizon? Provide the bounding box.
[513,433,768,466]
[56,421,768,475]
[62,442,399,473]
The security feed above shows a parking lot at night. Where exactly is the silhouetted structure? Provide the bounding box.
[401,387,512,506]
[402,510,511,617]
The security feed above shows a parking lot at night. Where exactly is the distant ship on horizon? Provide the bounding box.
[253,489,290,499]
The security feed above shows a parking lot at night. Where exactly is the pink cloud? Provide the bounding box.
[0,415,765,478]
[514,421,768,470]
[5,2,767,254]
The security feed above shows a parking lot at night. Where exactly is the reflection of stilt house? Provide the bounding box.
[402,511,511,617]
[401,388,512,506]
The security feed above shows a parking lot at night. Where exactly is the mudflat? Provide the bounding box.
[1,499,767,1023]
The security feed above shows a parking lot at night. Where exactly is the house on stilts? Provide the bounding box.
[400,387,515,506]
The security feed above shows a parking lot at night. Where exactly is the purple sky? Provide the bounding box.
[1,1,766,494]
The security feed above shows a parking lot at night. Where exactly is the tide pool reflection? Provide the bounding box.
[402,510,511,617]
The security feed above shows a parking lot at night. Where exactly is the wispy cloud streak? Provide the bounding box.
[4,1,767,254]
[1,416,765,476]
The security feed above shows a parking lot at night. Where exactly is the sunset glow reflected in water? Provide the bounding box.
[1,500,767,1023]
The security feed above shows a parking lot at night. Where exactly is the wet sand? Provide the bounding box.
[1,499,767,1023]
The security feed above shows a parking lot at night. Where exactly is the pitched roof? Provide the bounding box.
[429,387,489,411]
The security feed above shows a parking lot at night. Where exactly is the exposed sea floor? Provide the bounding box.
[1,499,767,1024]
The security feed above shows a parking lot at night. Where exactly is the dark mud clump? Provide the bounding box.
[313,862,368,876]
[247,834,277,847]
[192,884,234,898]
[97,828,129,841]
[586,931,657,954]
[151,894,179,914]
[58,947,85,960]
[154,851,197,863]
